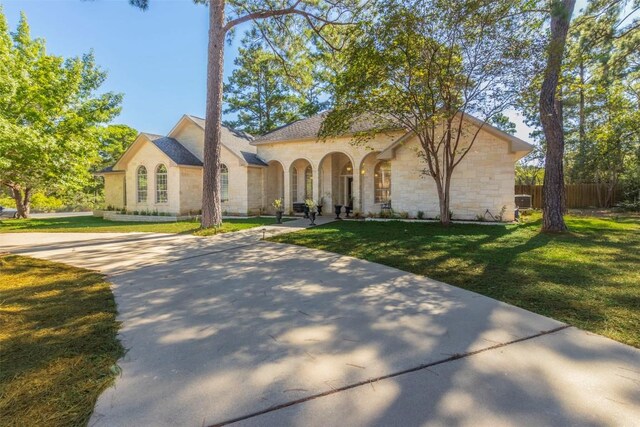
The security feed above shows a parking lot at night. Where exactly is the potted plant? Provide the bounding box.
[272,198,284,224]
[305,199,317,225]
[345,196,354,217]
[334,204,343,220]
[316,196,324,216]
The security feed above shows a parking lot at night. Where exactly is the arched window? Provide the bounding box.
[221,164,229,202]
[374,161,391,203]
[136,166,147,202]
[291,167,298,202]
[156,164,168,203]
[304,165,313,200]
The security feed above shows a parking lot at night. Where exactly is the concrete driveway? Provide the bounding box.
[1,221,638,426]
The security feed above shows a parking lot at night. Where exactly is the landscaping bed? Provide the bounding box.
[0,216,285,235]
[0,254,124,426]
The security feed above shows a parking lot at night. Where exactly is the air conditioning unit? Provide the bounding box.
[515,194,532,209]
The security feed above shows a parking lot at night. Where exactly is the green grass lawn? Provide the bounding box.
[270,213,640,348]
[0,216,284,236]
[0,254,124,426]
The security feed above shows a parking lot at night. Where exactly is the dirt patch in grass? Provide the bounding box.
[0,255,124,426]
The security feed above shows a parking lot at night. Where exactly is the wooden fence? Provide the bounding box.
[514,184,622,209]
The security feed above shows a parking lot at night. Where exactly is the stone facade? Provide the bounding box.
[100,114,532,221]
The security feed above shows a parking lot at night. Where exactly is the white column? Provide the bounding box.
[313,163,321,204]
[353,156,364,213]
[283,166,291,214]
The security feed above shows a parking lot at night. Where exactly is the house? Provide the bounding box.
[98,113,533,221]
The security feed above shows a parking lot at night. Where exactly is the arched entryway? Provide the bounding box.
[289,159,313,213]
[318,152,355,210]
[358,151,388,214]
[265,160,284,214]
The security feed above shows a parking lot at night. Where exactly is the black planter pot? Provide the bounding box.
[309,211,316,226]
[303,205,310,218]
[334,204,343,220]
[317,205,323,216]
[345,205,352,218]
[275,211,283,224]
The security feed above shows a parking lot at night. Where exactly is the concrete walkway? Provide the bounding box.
[29,211,93,218]
[1,220,638,426]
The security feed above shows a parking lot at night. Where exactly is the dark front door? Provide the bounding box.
[347,177,354,206]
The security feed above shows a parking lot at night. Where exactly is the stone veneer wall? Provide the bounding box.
[255,128,522,221]
[124,142,181,214]
[390,137,517,221]
[247,167,264,215]
[103,173,125,209]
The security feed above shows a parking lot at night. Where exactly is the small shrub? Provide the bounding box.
[398,211,409,219]
[616,200,640,212]
[475,214,485,222]
[380,210,392,219]
[417,210,424,219]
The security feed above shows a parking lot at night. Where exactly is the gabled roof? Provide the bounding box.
[181,115,267,166]
[142,133,203,166]
[96,165,124,174]
[252,113,329,143]
[377,115,534,161]
[251,112,397,144]
[252,111,534,156]
[240,151,268,167]
[110,132,203,171]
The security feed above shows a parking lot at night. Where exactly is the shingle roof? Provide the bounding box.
[185,115,267,166]
[251,112,392,143]
[187,116,254,142]
[252,113,329,143]
[143,133,203,166]
[96,165,124,174]
[240,151,268,166]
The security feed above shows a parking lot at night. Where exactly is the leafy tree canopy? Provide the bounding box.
[223,28,327,135]
[0,9,123,217]
[321,0,543,224]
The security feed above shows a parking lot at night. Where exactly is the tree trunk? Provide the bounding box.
[433,174,451,226]
[10,186,31,219]
[201,0,226,228]
[539,0,575,232]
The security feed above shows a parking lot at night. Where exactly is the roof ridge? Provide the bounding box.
[185,114,254,140]
[257,111,327,139]
[141,132,166,139]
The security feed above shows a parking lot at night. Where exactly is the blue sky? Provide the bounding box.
[1,0,589,139]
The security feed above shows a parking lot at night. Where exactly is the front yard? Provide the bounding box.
[0,216,283,236]
[271,213,640,348]
[0,255,123,426]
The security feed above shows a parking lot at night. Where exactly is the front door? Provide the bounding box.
[347,177,353,206]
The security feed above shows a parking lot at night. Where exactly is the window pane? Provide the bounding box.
[374,161,391,203]
[137,166,147,203]
[291,167,298,202]
[304,166,313,200]
[221,164,229,202]
[156,164,167,203]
